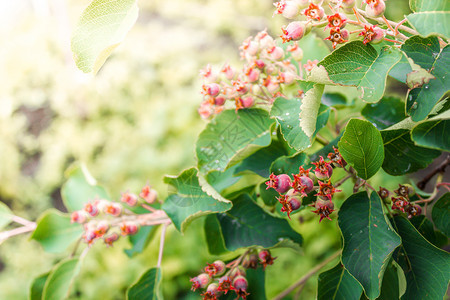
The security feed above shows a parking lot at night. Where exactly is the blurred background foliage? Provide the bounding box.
[0,0,412,299]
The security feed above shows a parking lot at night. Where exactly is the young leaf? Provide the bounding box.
[393,216,450,300]
[42,257,82,300]
[338,192,401,299]
[196,109,274,174]
[317,263,363,300]
[312,42,402,102]
[127,267,162,300]
[431,193,450,237]
[411,117,450,152]
[30,209,83,253]
[71,0,139,73]
[216,194,302,250]
[361,97,407,130]
[338,119,384,180]
[29,272,50,300]
[162,168,232,233]
[61,164,110,212]
[0,202,13,230]
[270,93,329,151]
[406,0,450,37]
[381,129,441,175]
[402,37,449,121]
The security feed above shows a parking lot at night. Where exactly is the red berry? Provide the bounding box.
[258,250,276,269]
[312,199,335,222]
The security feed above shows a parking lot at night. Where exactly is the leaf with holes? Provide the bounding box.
[127,267,162,300]
[393,216,450,300]
[311,42,402,102]
[216,194,302,250]
[317,263,363,300]
[338,119,384,180]
[196,109,274,174]
[71,0,139,73]
[162,168,231,233]
[338,192,401,299]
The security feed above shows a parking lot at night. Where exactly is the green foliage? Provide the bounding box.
[361,97,407,130]
[42,258,82,300]
[431,193,450,237]
[338,192,401,299]
[406,0,450,37]
[30,209,83,253]
[338,119,385,180]
[127,267,162,300]
[411,115,450,151]
[71,0,139,73]
[29,272,50,300]
[317,263,363,300]
[0,202,13,230]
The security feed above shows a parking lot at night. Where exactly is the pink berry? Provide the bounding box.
[365,0,386,18]
[276,174,291,194]
[281,21,306,43]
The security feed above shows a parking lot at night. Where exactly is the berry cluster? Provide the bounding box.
[199,30,310,119]
[266,147,345,222]
[378,184,422,219]
[191,250,276,300]
[71,184,160,246]
[273,0,393,49]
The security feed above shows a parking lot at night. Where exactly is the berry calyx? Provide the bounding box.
[312,198,335,222]
[394,184,415,199]
[365,0,386,18]
[291,175,314,196]
[258,250,276,269]
[204,260,226,276]
[217,276,233,294]
[121,192,138,207]
[232,276,250,300]
[201,283,221,300]
[190,273,211,291]
[266,173,291,194]
[242,253,259,269]
[316,180,341,201]
[312,156,333,180]
[328,147,346,167]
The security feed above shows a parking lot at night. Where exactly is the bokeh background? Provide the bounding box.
[0,0,413,299]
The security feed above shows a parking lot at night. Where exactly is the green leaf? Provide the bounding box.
[204,214,228,255]
[31,209,83,253]
[410,215,447,247]
[361,97,407,130]
[410,0,450,12]
[124,225,157,257]
[234,138,287,178]
[206,165,241,194]
[432,193,450,237]
[162,168,232,233]
[411,118,450,152]
[309,132,344,162]
[406,12,450,37]
[338,119,384,180]
[389,53,413,83]
[127,267,162,300]
[270,152,307,176]
[216,194,302,250]
[61,164,110,212]
[376,260,406,300]
[30,272,50,300]
[300,84,326,138]
[322,92,347,107]
[314,42,402,102]
[318,263,363,300]
[245,267,266,300]
[196,109,274,174]
[0,202,13,230]
[42,257,82,300]
[297,33,331,69]
[393,216,450,300]
[338,192,402,299]
[259,182,279,206]
[71,0,139,73]
[381,129,440,175]
[403,40,449,121]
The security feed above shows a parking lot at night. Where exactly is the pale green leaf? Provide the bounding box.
[29,272,50,300]
[42,257,82,300]
[300,84,325,137]
[0,202,13,230]
[71,0,139,73]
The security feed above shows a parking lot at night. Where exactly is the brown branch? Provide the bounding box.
[417,155,450,190]
[272,249,341,300]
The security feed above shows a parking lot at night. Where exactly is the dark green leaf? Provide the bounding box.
[61,164,110,212]
[204,214,228,255]
[361,97,407,130]
[71,0,139,73]
[411,118,450,152]
[246,267,266,300]
[309,132,344,162]
[270,152,307,176]
[389,53,413,83]
[42,257,82,300]
[30,209,83,253]
[127,267,162,300]
[381,129,441,175]
[376,261,406,300]
[432,193,450,237]
[338,192,401,299]
[259,182,279,206]
[124,225,157,257]
[162,168,232,233]
[196,109,274,174]
[318,263,363,300]
[338,119,384,180]
[216,194,302,250]
[206,165,241,194]
[0,202,13,230]
[393,216,450,300]
[315,42,402,102]
[30,272,50,300]
[403,39,449,121]
[322,93,347,107]
[410,215,447,247]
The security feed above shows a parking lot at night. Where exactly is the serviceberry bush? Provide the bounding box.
[1,0,449,299]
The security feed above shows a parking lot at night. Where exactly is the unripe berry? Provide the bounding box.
[104,203,122,217]
[276,174,291,194]
[341,0,356,8]
[281,21,306,43]
[94,220,109,237]
[206,283,220,296]
[232,276,248,291]
[274,1,301,19]
[84,202,99,217]
[258,249,276,269]
[120,221,139,236]
[242,96,254,108]
[203,83,221,97]
[104,232,119,246]
[204,260,226,276]
[71,211,88,224]
[242,253,259,269]
[121,192,138,207]
[140,185,158,204]
[371,27,385,44]
[395,184,415,198]
[229,266,246,279]
[365,0,386,18]
[315,164,333,180]
[190,273,211,291]
[312,198,335,222]
[287,43,303,60]
[214,96,226,106]
[217,276,233,293]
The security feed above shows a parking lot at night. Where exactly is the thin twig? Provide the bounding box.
[335,174,352,188]
[0,223,37,244]
[417,155,450,190]
[273,249,341,300]
[11,215,35,227]
[157,222,169,268]
[357,8,418,36]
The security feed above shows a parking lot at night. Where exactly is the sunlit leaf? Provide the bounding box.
[406,1,450,37]
[71,0,139,73]
[338,192,401,299]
